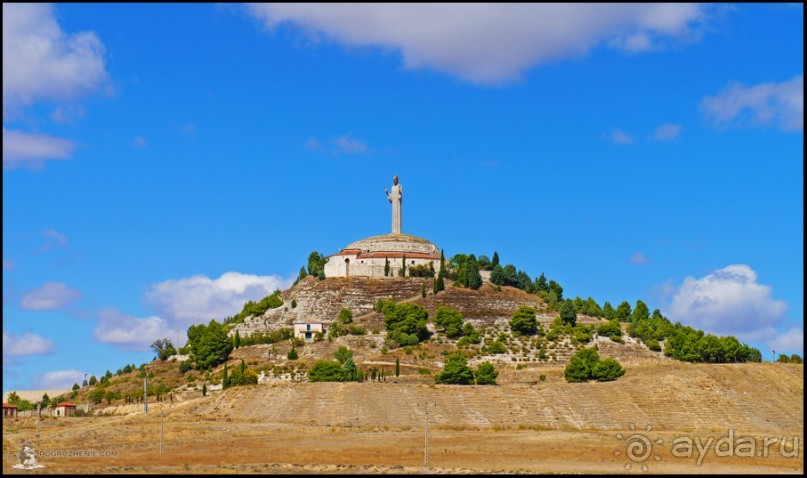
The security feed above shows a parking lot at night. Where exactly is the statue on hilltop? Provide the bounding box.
[384,175,403,234]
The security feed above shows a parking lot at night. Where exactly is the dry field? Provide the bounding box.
[3,362,802,474]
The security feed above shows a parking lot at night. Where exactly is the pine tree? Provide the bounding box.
[465,255,482,290]
[491,251,500,268]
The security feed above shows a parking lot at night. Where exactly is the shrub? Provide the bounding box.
[487,341,507,354]
[338,308,353,324]
[645,339,661,352]
[287,347,298,360]
[591,358,625,382]
[435,353,475,385]
[475,362,499,385]
[179,361,192,374]
[308,361,345,382]
[509,306,538,335]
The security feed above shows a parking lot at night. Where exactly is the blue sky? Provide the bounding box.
[3,4,803,393]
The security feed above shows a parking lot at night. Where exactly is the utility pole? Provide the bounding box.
[424,402,434,465]
[144,377,148,414]
[36,403,41,439]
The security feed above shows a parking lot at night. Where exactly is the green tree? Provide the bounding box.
[602,302,616,321]
[631,300,650,323]
[72,383,80,391]
[187,319,233,370]
[384,256,390,277]
[564,348,599,382]
[297,266,307,283]
[334,346,354,365]
[234,330,241,349]
[222,363,230,389]
[535,273,548,293]
[465,254,483,290]
[338,308,353,324]
[421,282,426,298]
[307,251,327,277]
[475,362,498,385]
[399,254,407,277]
[560,299,577,326]
[88,387,106,404]
[89,375,97,386]
[104,390,115,405]
[477,255,491,271]
[502,264,518,287]
[202,383,207,396]
[490,264,504,286]
[383,302,429,343]
[434,353,475,385]
[510,306,538,335]
[40,393,50,409]
[395,357,400,377]
[548,280,563,300]
[434,305,464,339]
[616,301,632,322]
[151,338,177,361]
[491,251,499,268]
[287,346,298,360]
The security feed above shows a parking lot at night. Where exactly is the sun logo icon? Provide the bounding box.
[614,424,663,471]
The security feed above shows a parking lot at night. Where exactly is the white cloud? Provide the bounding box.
[144,271,293,327]
[653,123,682,141]
[41,228,68,250]
[304,137,324,152]
[3,331,54,356]
[767,328,804,355]
[2,3,108,108]
[34,369,86,389]
[667,265,789,344]
[630,252,648,265]
[334,133,369,154]
[132,135,148,148]
[245,4,705,84]
[2,128,75,169]
[701,75,803,131]
[611,129,634,145]
[94,308,171,351]
[306,134,369,155]
[20,281,82,310]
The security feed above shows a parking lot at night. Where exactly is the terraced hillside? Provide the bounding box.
[187,362,803,435]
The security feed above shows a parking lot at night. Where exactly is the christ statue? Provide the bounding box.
[384,175,402,234]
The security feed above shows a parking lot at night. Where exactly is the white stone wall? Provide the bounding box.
[325,255,439,278]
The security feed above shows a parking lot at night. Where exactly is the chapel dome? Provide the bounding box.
[345,233,440,256]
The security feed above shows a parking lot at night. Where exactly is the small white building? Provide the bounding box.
[293,322,324,341]
[54,402,77,417]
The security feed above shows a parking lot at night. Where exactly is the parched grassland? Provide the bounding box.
[3,362,802,474]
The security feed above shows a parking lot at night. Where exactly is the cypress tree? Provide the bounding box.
[421,283,426,298]
[395,357,400,377]
[491,251,500,268]
[234,330,241,349]
[384,256,390,276]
